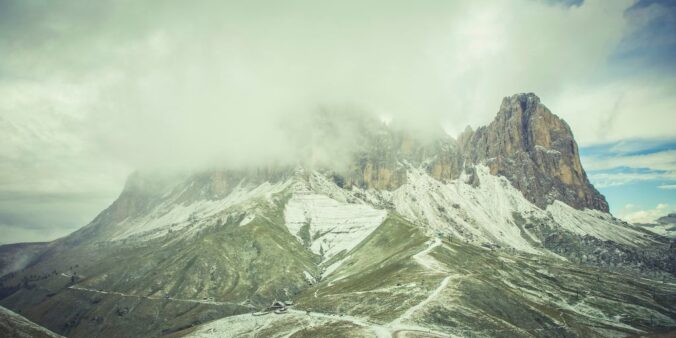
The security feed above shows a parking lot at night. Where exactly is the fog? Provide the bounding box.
[1,0,674,243]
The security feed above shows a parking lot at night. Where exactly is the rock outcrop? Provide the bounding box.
[329,93,608,212]
[459,93,608,212]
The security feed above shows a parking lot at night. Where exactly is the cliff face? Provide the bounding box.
[459,93,608,212]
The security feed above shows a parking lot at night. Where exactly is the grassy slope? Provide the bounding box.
[0,192,322,337]
[401,239,675,337]
[1,189,675,337]
[275,217,675,337]
[295,215,434,322]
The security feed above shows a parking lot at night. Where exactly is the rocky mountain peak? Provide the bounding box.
[487,92,567,154]
[497,92,541,119]
[463,93,608,212]
[323,93,608,213]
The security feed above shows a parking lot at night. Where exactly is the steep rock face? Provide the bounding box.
[460,93,608,212]
[425,140,464,183]
[341,131,416,190]
[357,93,607,212]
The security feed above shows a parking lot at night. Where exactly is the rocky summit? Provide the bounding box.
[460,93,608,212]
[0,94,674,338]
[323,93,608,213]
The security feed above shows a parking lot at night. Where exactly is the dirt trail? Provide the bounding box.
[67,285,243,307]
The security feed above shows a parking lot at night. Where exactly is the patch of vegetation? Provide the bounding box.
[298,222,312,248]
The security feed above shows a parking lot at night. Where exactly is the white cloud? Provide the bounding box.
[582,149,676,187]
[0,0,674,242]
[550,79,676,145]
[588,172,673,189]
[619,203,673,224]
[585,149,676,171]
[658,184,676,190]
[0,0,639,173]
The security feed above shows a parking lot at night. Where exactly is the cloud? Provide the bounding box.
[581,141,676,188]
[618,203,674,224]
[0,0,639,171]
[658,184,676,190]
[549,80,676,144]
[586,172,673,189]
[0,191,114,244]
[614,0,676,72]
[0,0,674,243]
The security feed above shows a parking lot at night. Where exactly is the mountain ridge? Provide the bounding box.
[85,93,605,224]
[0,93,673,337]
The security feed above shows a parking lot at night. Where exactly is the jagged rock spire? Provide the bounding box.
[460,93,608,211]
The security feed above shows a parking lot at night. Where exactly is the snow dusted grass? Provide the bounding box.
[112,179,293,241]
[295,215,436,322]
[391,166,547,254]
[182,304,399,338]
[413,238,449,274]
[416,239,676,337]
[184,218,676,337]
[5,165,674,338]
[0,305,63,338]
[284,189,386,262]
[547,201,653,246]
[172,211,674,337]
[374,164,661,261]
[185,309,393,338]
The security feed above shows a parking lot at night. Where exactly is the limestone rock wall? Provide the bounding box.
[459,93,608,211]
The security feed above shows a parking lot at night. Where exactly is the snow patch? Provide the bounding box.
[322,254,352,279]
[547,201,649,246]
[284,186,386,262]
[412,238,448,273]
[239,214,255,226]
[392,165,544,254]
[112,179,291,241]
[303,270,317,284]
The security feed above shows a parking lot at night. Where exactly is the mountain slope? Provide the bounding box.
[0,93,674,337]
[459,93,608,212]
[0,305,63,338]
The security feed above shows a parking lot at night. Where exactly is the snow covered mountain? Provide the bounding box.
[0,93,674,337]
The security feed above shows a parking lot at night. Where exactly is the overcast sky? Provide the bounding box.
[1,0,675,243]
